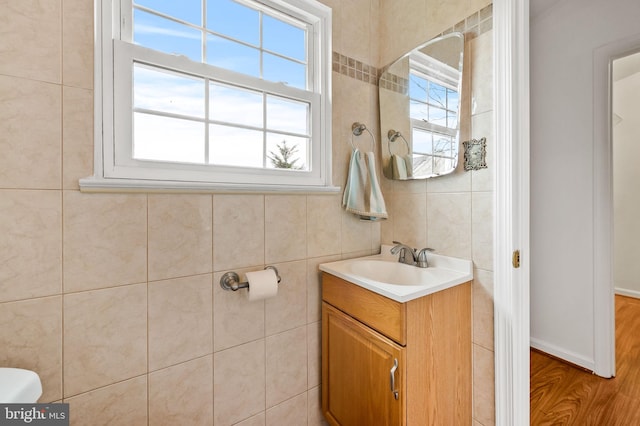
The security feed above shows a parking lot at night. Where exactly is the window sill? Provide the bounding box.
[79,176,342,195]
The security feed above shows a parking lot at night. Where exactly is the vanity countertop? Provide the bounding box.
[319,245,473,302]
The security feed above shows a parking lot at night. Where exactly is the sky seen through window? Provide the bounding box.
[130,0,311,170]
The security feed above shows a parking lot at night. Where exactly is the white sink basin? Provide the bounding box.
[319,245,473,302]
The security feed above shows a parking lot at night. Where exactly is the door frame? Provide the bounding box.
[493,0,531,424]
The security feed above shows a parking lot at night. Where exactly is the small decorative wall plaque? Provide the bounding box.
[463,137,487,171]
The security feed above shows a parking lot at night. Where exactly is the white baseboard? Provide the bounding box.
[615,287,640,299]
[530,337,595,372]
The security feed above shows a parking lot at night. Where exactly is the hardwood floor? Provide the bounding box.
[530,295,640,425]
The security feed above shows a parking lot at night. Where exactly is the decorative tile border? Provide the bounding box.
[378,72,408,95]
[332,52,380,85]
[333,4,493,87]
[441,4,493,40]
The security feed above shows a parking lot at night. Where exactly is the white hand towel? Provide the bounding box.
[391,154,408,180]
[342,149,388,220]
[403,154,413,178]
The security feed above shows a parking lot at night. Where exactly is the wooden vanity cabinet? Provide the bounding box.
[321,273,472,426]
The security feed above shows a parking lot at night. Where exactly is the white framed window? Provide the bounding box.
[408,53,459,176]
[83,0,336,192]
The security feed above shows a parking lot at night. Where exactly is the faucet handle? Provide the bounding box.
[416,248,435,268]
[391,241,417,265]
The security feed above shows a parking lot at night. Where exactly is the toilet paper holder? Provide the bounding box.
[220,266,282,291]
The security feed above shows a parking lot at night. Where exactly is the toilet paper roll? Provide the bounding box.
[246,269,279,301]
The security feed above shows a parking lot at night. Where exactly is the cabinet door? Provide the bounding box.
[322,303,405,426]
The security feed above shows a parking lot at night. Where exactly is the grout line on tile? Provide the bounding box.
[210,195,216,424]
[304,195,309,263]
[62,373,149,401]
[59,85,64,190]
[59,0,63,85]
[211,194,216,282]
[147,271,214,285]
[146,194,150,426]
[60,280,148,297]
[263,335,267,419]
[60,188,65,401]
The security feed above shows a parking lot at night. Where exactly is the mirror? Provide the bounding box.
[379,32,465,180]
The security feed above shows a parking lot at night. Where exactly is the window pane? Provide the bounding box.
[410,100,428,121]
[409,74,428,102]
[134,9,202,62]
[447,89,459,111]
[266,96,308,134]
[263,53,306,89]
[412,129,432,154]
[433,137,452,157]
[413,154,433,176]
[434,158,453,175]
[134,0,202,26]
[134,113,205,163]
[447,110,458,129]
[209,124,263,167]
[428,106,447,126]
[266,133,309,171]
[207,0,259,45]
[134,64,205,118]
[206,34,259,78]
[263,15,305,61]
[428,82,446,108]
[210,83,263,127]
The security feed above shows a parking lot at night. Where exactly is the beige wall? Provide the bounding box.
[0,0,493,424]
[378,3,495,425]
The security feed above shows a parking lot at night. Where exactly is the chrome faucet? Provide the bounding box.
[391,241,434,268]
[416,247,434,268]
[391,241,417,266]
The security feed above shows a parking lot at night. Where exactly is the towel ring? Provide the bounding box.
[387,130,410,155]
[350,122,375,151]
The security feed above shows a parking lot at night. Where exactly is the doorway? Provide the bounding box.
[612,49,640,374]
[592,35,640,380]
[612,51,640,303]
[528,54,640,422]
